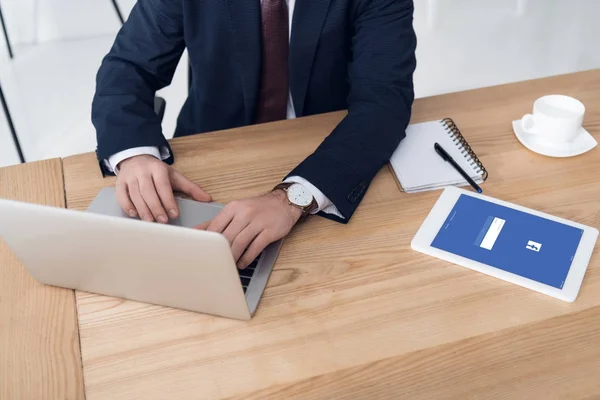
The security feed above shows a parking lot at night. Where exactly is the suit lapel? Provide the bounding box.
[227,0,262,124]
[290,0,333,117]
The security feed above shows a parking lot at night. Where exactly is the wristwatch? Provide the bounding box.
[273,182,318,218]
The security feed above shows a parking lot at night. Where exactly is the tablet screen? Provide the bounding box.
[431,194,584,289]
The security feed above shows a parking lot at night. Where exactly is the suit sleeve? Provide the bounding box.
[286,0,416,223]
[92,0,185,175]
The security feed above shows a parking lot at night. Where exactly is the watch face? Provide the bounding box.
[287,184,313,207]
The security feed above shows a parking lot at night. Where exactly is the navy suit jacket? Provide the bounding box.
[92,0,416,222]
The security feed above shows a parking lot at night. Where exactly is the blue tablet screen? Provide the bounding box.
[431,194,584,289]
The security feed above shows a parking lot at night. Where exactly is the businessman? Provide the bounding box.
[92,0,417,268]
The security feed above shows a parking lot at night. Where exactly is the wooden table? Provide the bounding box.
[0,160,84,400]
[2,70,600,399]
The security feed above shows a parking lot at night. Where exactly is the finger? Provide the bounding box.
[116,181,137,218]
[238,232,271,269]
[171,170,212,202]
[139,176,168,223]
[152,168,178,219]
[194,221,210,230]
[231,224,262,261]
[221,215,251,245]
[206,207,235,233]
[128,180,153,222]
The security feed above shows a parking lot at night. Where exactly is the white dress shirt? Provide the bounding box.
[105,0,344,218]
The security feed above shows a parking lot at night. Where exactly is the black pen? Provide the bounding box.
[434,142,483,193]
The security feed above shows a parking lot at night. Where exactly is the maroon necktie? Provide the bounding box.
[255,0,289,123]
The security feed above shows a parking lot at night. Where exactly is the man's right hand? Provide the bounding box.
[116,155,212,223]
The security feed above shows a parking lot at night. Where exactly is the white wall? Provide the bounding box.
[413,0,600,97]
[0,0,136,45]
[0,0,599,167]
[0,100,20,166]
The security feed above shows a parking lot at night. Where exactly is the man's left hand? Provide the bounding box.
[194,190,302,269]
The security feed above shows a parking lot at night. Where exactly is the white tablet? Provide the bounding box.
[412,187,598,302]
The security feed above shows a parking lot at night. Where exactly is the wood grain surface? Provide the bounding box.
[63,70,600,399]
[0,159,84,400]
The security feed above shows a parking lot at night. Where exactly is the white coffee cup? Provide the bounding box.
[521,95,585,144]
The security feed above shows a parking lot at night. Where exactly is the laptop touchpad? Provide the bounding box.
[170,197,223,228]
[86,187,224,228]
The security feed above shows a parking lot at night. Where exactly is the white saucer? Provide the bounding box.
[512,120,598,158]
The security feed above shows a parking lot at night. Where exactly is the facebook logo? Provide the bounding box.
[526,240,542,252]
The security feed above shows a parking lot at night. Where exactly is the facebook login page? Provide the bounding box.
[431,194,584,289]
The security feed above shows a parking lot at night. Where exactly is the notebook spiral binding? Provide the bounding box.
[441,118,489,181]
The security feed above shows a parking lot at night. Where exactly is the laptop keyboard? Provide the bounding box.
[238,254,261,293]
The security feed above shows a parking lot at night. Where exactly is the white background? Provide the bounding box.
[0,0,599,167]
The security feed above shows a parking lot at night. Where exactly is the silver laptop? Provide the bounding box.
[0,187,282,320]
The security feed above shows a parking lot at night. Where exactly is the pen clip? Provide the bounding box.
[434,143,450,161]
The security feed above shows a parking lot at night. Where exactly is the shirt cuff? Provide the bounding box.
[283,176,345,219]
[105,146,171,174]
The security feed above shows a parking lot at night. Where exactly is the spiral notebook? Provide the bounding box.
[389,118,488,193]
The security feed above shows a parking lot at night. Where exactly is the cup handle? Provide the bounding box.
[521,114,538,135]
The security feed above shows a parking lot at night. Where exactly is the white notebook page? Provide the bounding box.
[389,120,483,192]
